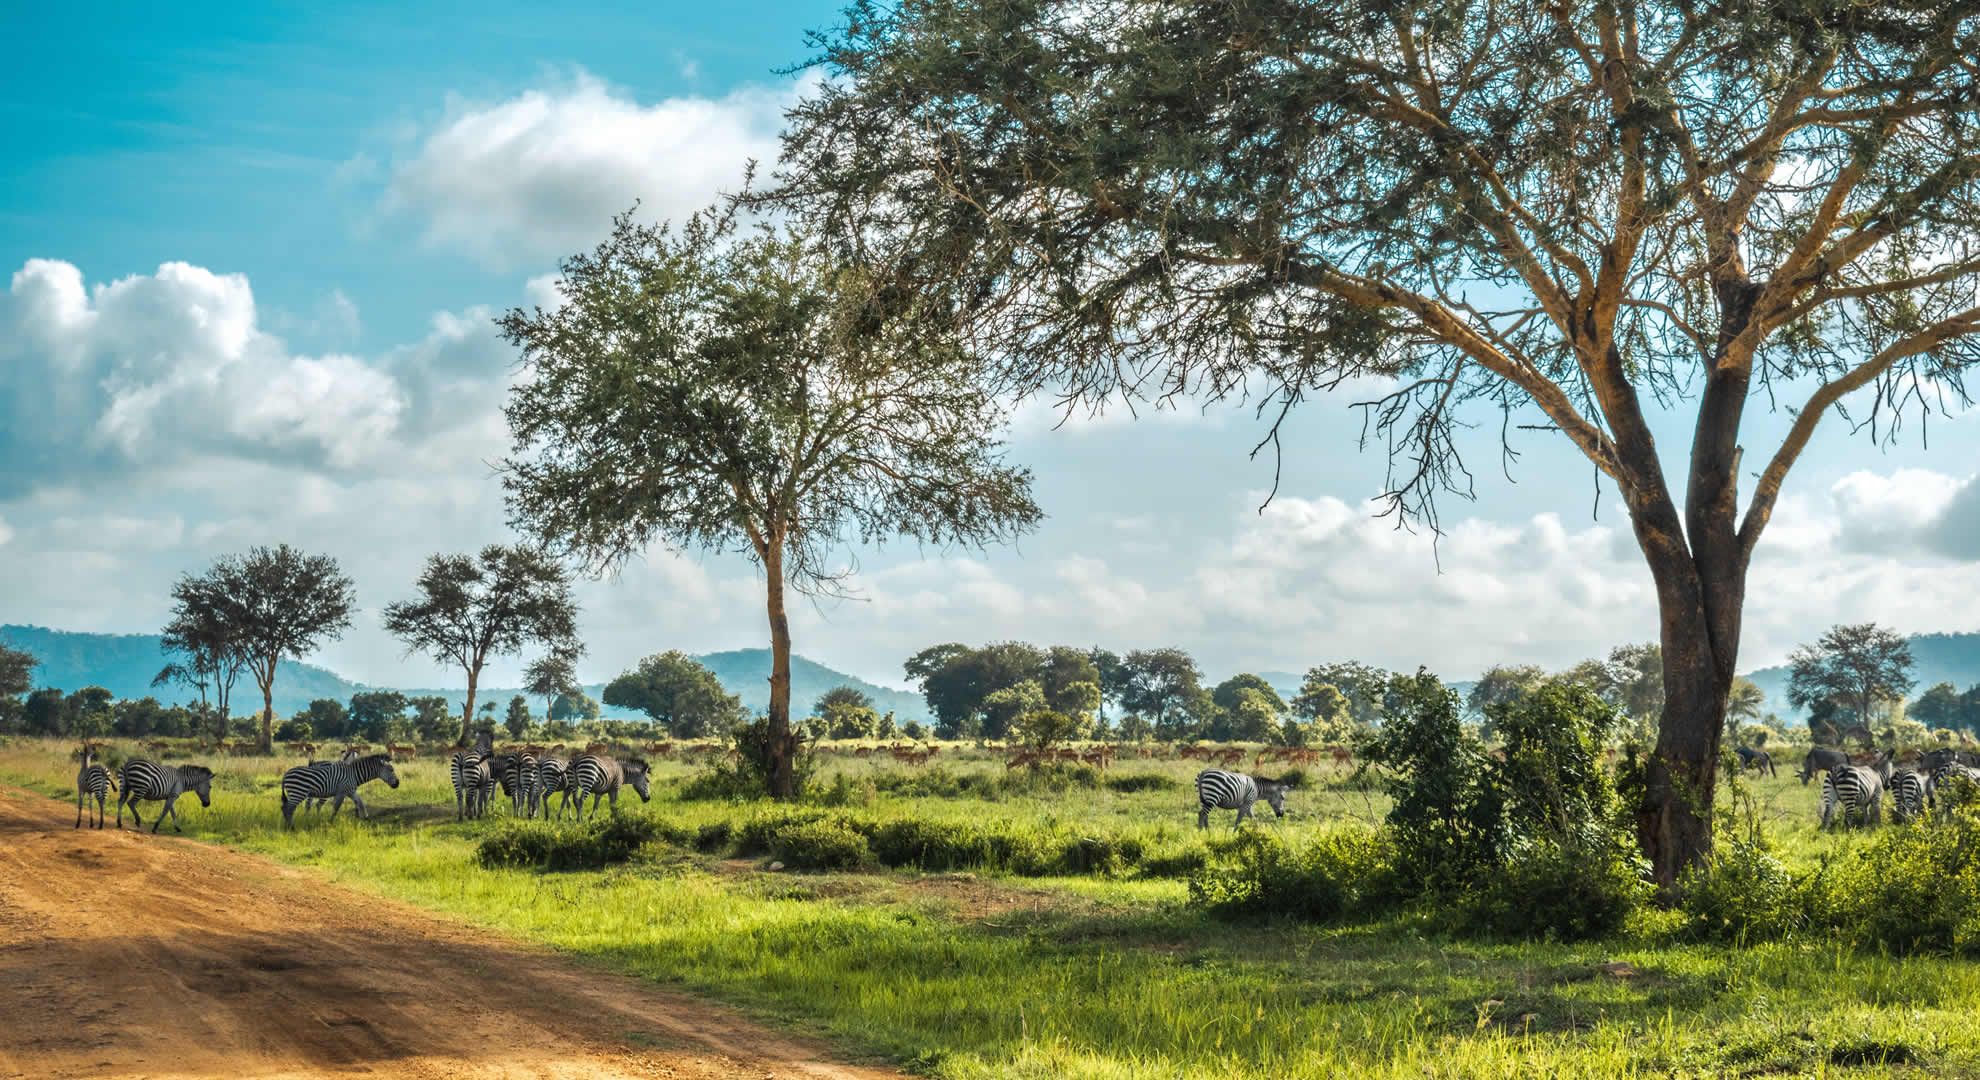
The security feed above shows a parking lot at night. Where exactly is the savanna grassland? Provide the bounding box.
[5,737,1978,1079]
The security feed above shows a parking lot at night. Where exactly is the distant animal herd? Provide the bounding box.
[68,733,1980,837]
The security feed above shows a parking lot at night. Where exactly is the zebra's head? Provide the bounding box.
[369,754,400,789]
[182,765,215,807]
[624,758,651,802]
[1257,777,1292,817]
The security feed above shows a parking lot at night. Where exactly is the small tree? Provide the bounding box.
[504,695,532,740]
[1786,623,1916,738]
[604,651,747,737]
[0,642,37,700]
[180,545,354,751]
[1119,648,1206,738]
[813,685,880,741]
[1467,665,1548,724]
[1725,678,1766,741]
[294,699,348,741]
[1015,709,1080,752]
[347,691,411,744]
[523,649,582,733]
[501,210,1042,797]
[158,571,252,740]
[408,696,454,743]
[382,545,581,747]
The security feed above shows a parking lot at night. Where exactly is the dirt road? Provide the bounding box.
[0,785,904,1080]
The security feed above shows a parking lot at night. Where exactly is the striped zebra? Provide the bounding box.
[1930,760,1980,818]
[1194,769,1292,828]
[116,759,215,833]
[450,733,495,820]
[533,757,568,819]
[279,753,401,827]
[560,755,651,820]
[75,747,117,829]
[300,748,363,816]
[1819,762,1886,829]
[499,751,538,815]
[1890,769,1929,824]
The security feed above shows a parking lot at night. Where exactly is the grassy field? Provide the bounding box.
[6,736,1979,1078]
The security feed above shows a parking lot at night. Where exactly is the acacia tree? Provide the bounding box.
[157,572,252,740]
[197,545,355,751]
[382,545,582,745]
[501,210,1041,797]
[523,649,582,730]
[604,651,747,738]
[1786,622,1916,737]
[770,2,1980,887]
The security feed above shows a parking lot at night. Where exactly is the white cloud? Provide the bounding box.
[0,515,11,547]
[376,69,808,266]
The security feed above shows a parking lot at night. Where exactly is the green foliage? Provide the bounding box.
[1013,708,1079,750]
[606,651,747,738]
[1679,837,1804,943]
[1189,828,1399,922]
[0,642,37,700]
[1787,622,1916,732]
[769,818,870,870]
[346,691,409,743]
[1118,648,1205,738]
[1357,669,1503,887]
[475,815,662,872]
[504,695,531,740]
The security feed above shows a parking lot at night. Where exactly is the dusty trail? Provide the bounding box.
[0,785,904,1080]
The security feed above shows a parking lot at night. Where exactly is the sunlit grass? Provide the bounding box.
[5,736,1976,1077]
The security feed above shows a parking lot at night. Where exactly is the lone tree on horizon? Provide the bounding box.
[500,207,1041,798]
[768,1,1980,889]
[1786,622,1916,740]
[170,545,355,751]
[382,544,583,746]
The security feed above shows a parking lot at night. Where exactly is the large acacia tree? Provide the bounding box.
[500,209,1042,797]
[1786,622,1916,738]
[769,1,1980,888]
[382,545,582,745]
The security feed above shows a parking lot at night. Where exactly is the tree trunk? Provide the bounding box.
[460,669,480,747]
[762,537,799,799]
[260,687,275,753]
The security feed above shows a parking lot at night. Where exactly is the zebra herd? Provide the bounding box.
[1801,746,1980,829]
[447,733,651,823]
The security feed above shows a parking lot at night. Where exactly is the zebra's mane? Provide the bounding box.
[622,757,649,772]
[178,764,214,780]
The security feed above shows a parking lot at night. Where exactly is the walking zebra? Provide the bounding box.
[1194,769,1292,828]
[499,751,537,815]
[533,757,568,819]
[560,755,651,820]
[300,748,363,815]
[1819,761,1886,829]
[450,733,495,820]
[280,753,401,827]
[76,747,116,829]
[116,759,214,833]
[1891,769,1929,824]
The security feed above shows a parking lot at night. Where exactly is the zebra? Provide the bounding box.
[1890,769,1930,824]
[116,760,215,834]
[450,732,495,820]
[499,750,538,815]
[1930,759,1980,817]
[1798,747,1849,785]
[560,755,651,820]
[533,757,568,819]
[1194,769,1292,828]
[279,753,401,827]
[1819,762,1886,829]
[1734,746,1776,777]
[300,748,363,816]
[76,747,116,829]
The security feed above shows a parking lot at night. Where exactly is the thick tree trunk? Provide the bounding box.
[459,669,480,747]
[763,538,799,799]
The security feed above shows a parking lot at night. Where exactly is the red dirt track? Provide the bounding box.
[0,785,902,1080]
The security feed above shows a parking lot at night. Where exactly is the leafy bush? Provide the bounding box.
[1105,773,1180,794]
[476,815,662,871]
[770,817,871,870]
[1814,808,1980,954]
[1452,843,1649,941]
[1189,827,1399,922]
[1679,837,1803,942]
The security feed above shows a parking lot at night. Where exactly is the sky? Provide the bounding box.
[5,2,1980,695]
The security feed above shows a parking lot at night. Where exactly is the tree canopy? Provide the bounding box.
[502,208,1041,796]
[381,544,581,745]
[604,650,748,738]
[1787,622,1916,737]
[768,0,1980,889]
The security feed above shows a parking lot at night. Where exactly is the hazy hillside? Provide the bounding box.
[0,625,931,724]
[1742,630,1980,717]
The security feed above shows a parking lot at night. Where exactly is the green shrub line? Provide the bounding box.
[476,815,666,871]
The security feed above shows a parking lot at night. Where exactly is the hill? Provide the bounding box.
[0,625,931,724]
[1741,630,1980,717]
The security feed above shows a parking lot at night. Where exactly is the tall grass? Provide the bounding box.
[5,736,1980,1077]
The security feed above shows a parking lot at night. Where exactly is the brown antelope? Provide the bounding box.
[388,743,418,760]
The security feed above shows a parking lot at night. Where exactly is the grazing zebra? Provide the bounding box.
[533,757,568,819]
[1194,769,1292,828]
[1734,746,1776,777]
[279,753,401,827]
[1819,762,1886,829]
[116,759,215,833]
[500,751,538,815]
[450,733,495,820]
[76,747,116,829]
[1890,769,1929,824]
[560,755,651,820]
[1798,747,1849,785]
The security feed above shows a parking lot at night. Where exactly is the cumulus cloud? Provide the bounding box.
[376,69,808,266]
[0,260,410,493]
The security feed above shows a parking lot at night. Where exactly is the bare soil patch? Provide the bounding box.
[0,786,904,1080]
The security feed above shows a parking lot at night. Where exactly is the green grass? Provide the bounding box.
[8,736,1980,1077]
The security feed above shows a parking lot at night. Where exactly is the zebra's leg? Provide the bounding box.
[116,788,130,829]
[76,786,84,829]
[1197,804,1210,829]
[1235,801,1252,827]
[155,796,175,834]
[282,797,298,829]
[350,792,366,820]
[329,794,345,821]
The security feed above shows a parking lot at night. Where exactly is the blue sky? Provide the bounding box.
[5,2,1979,697]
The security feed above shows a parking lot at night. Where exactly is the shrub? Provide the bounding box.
[1452,843,1649,942]
[769,817,871,870]
[1815,808,1980,954]
[1189,827,1399,922]
[1105,773,1180,794]
[1679,837,1803,943]
[476,815,662,871]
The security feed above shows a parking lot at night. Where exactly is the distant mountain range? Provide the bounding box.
[0,625,931,724]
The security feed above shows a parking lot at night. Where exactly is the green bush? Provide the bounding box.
[769,817,871,870]
[1105,773,1180,793]
[1679,837,1804,942]
[1452,843,1649,942]
[1815,808,1980,954]
[476,815,662,871]
[1188,827,1400,922]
